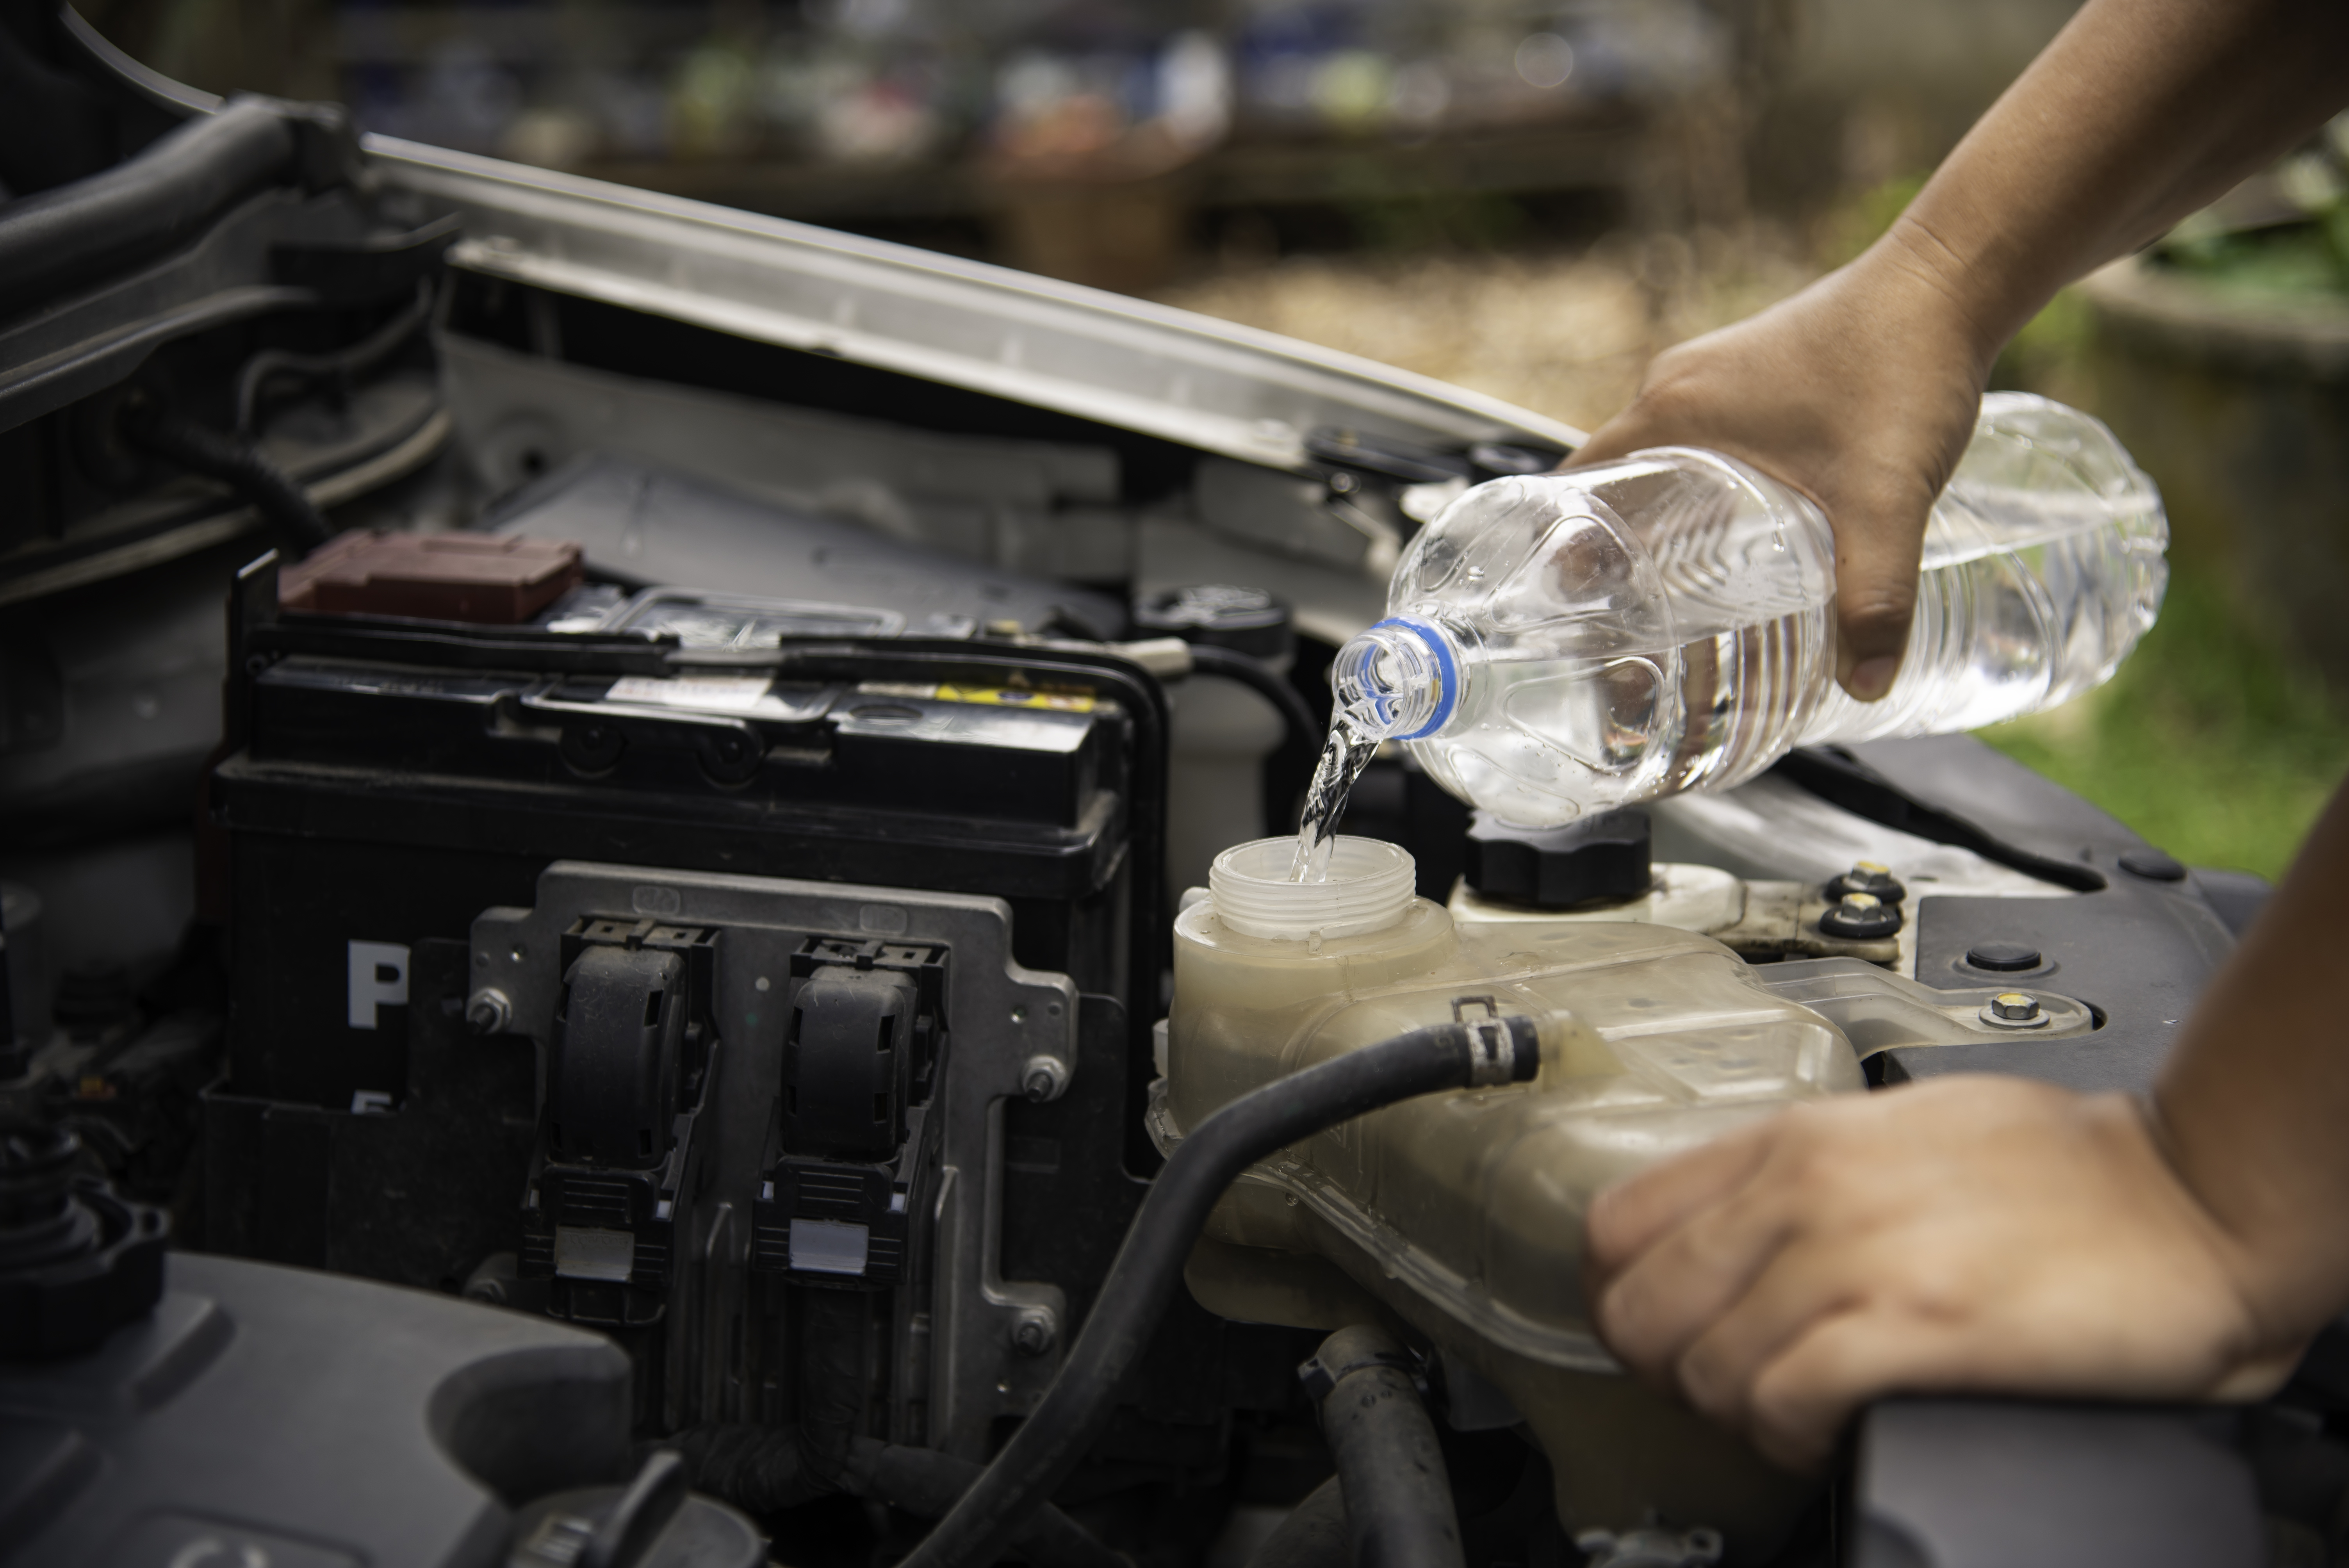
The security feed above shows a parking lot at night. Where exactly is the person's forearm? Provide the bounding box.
[1870,0,2349,362]
[2155,781,2349,1360]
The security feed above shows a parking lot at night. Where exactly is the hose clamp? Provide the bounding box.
[1458,1014,1538,1087]
[1297,1341,1416,1405]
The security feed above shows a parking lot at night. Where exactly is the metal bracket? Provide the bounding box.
[1755,958,2096,1058]
[471,860,1076,1454]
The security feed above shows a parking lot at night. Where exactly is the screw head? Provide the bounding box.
[465,988,512,1036]
[562,722,626,775]
[696,729,765,784]
[1818,889,1901,940]
[1979,991,2050,1029]
[1826,861,1907,905]
[1012,1307,1058,1356]
[1020,1054,1069,1103]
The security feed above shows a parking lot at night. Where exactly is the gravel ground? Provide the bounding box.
[1155,224,1821,436]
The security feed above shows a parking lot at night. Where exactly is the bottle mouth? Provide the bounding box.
[1333,618,1457,742]
[1209,836,1417,940]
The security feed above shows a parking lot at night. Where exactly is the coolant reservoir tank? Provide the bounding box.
[1163,836,1866,1554]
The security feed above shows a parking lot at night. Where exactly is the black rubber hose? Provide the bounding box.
[1303,1325,1463,1568]
[1185,642,1322,757]
[0,96,297,317]
[898,1016,1543,1568]
[119,401,333,553]
[1245,1476,1349,1568]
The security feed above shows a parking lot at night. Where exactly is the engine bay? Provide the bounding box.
[1,41,2340,1568]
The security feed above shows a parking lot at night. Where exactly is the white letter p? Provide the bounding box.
[348,941,410,1030]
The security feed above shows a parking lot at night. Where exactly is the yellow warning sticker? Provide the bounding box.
[936,684,1095,713]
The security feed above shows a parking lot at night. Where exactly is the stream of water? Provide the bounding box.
[1286,713,1381,884]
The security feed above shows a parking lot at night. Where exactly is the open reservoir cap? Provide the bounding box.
[1209,837,1417,940]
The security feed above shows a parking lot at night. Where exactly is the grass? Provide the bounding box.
[1978,567,2349,881]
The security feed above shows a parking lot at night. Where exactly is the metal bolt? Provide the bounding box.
[465,988,512,1036]
[1020,1054,1069,1103]
[1012,1306,1058,1357]
[1979,991,2048,1029]
[1827,860,1907,905]
[1818,889,1901,940]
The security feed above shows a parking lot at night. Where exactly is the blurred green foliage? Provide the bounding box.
[2158,219,2349,301]
[2156,135,2349,298]
[1980,570,2349,881]
[1814,172,1925,269]
[1989,285,2092,396]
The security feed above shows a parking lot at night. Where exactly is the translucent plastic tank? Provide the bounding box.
[1162,836,1869,1550]
[1330,393,2167,826]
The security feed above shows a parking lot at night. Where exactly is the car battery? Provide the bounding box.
[212,598,1135,1114]
[198,551,1170,1436]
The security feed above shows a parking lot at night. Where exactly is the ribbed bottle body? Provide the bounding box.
[1356,394,2164,826]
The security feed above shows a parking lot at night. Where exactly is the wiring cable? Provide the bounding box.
[119,395,333,551]
[114,280,437,556]
[235,277,437,434]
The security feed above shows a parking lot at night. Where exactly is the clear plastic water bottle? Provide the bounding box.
[1330,393,2168,828]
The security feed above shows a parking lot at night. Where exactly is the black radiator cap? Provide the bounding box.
[1464,808,1652,909]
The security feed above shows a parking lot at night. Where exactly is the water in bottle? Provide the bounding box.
[1291,392,2167,860]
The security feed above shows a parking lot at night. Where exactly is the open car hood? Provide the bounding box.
[365,134,1586,477]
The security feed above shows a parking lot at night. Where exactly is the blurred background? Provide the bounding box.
[78,0,2349,880]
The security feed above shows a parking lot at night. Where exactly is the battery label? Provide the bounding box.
[854,680,1094,713]
[937,684,1095,713]
[606,675,778,711]
[604,675,832,722]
